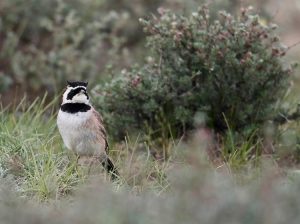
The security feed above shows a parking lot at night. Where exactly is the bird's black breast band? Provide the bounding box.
[60,103,91,113]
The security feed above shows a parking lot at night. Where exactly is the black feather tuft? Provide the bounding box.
[67,81,88,88]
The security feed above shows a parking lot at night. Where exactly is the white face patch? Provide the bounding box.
[72,92,88,103]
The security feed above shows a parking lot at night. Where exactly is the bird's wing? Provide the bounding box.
[92,108,109,154]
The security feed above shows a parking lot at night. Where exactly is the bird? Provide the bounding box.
[57,81,119,179]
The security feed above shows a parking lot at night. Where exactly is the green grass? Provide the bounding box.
[0,96,82,200]
[0,96,172,201]
[0,96,282,199]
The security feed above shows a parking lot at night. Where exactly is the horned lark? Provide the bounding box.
[57,81,118,178]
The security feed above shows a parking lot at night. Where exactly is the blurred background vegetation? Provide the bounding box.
[1,0,297,99]
[1,0,300,223]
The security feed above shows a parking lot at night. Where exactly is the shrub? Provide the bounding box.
[94,5,292,140]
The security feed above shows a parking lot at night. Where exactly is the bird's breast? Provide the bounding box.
[57,109,105,156]
[57,109,91,149]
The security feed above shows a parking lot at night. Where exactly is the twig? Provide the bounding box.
[273,111,300,124]
[286,40,300,52]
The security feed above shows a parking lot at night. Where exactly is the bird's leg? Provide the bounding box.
[77,155,93,175]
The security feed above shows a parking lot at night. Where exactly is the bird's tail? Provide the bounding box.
[101,157,119,180]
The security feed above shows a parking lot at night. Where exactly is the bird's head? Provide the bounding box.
[62,81,89,104]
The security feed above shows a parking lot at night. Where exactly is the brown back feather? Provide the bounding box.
[92,108,109,153]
